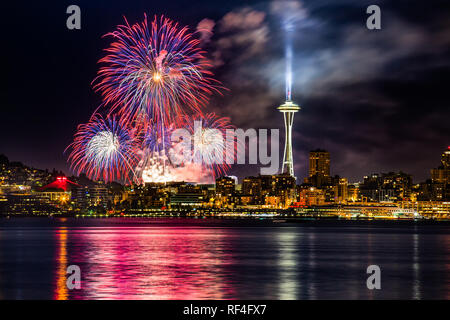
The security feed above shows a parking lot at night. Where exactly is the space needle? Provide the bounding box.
[278,98,300,178]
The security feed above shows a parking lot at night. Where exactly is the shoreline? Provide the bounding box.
[2,214,450,225]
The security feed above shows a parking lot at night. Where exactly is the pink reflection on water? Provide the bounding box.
[67,226,236,299]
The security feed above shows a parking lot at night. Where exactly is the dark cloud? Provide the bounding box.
[211,7,269,67]
[203,0,450,182]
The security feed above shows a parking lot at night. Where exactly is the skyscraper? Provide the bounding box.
[336,178,348,203]
[431,147,450,184]
[278,100,300,177]
[215,176,235,197]
[308,149,331,187]
[441,147,450,168]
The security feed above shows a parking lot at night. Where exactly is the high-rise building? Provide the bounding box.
[215,176,235,197]
[272,174,296,194]
[430,147,450,201]
[259,175,275,196]
[242,177,262,196]
[242,176,263,205]
[441,147,450,168]
[431,147,450,184]
[336,178,348,203]
[272,173,296,207]
[308,149,331,187]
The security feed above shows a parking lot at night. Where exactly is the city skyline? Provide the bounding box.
[2,0,450,183]
[1,145,449,185]
[2,145,449,217]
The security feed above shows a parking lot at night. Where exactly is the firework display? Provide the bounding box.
[142,122,174,154]
[93,14,220,128]
[67,15,229,183]
[67,114,141,183]
[182,113,236,178]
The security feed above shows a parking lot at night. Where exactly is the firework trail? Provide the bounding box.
[93,14,221,132]
[67,114,142,183]
[142,121,174,154]
[182,113,236,178]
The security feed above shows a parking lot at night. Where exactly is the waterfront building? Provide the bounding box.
[296,185,326,206]
[400,200,450,219]
[36,189,71,205]
[169,193,205,208]
[74,183,108,209]
[293,203,418,219]
[5,193,61,215]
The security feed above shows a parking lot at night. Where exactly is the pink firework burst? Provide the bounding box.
[93,14,222,130]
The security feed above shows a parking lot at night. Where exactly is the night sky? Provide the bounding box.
[2,0,450,183]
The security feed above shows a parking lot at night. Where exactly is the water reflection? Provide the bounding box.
[0,219,450,299]
[277,230,300,299]
[69,227,235,299]
[54,226,68,300]
[412,232,421,300]
[306,232,317,299]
